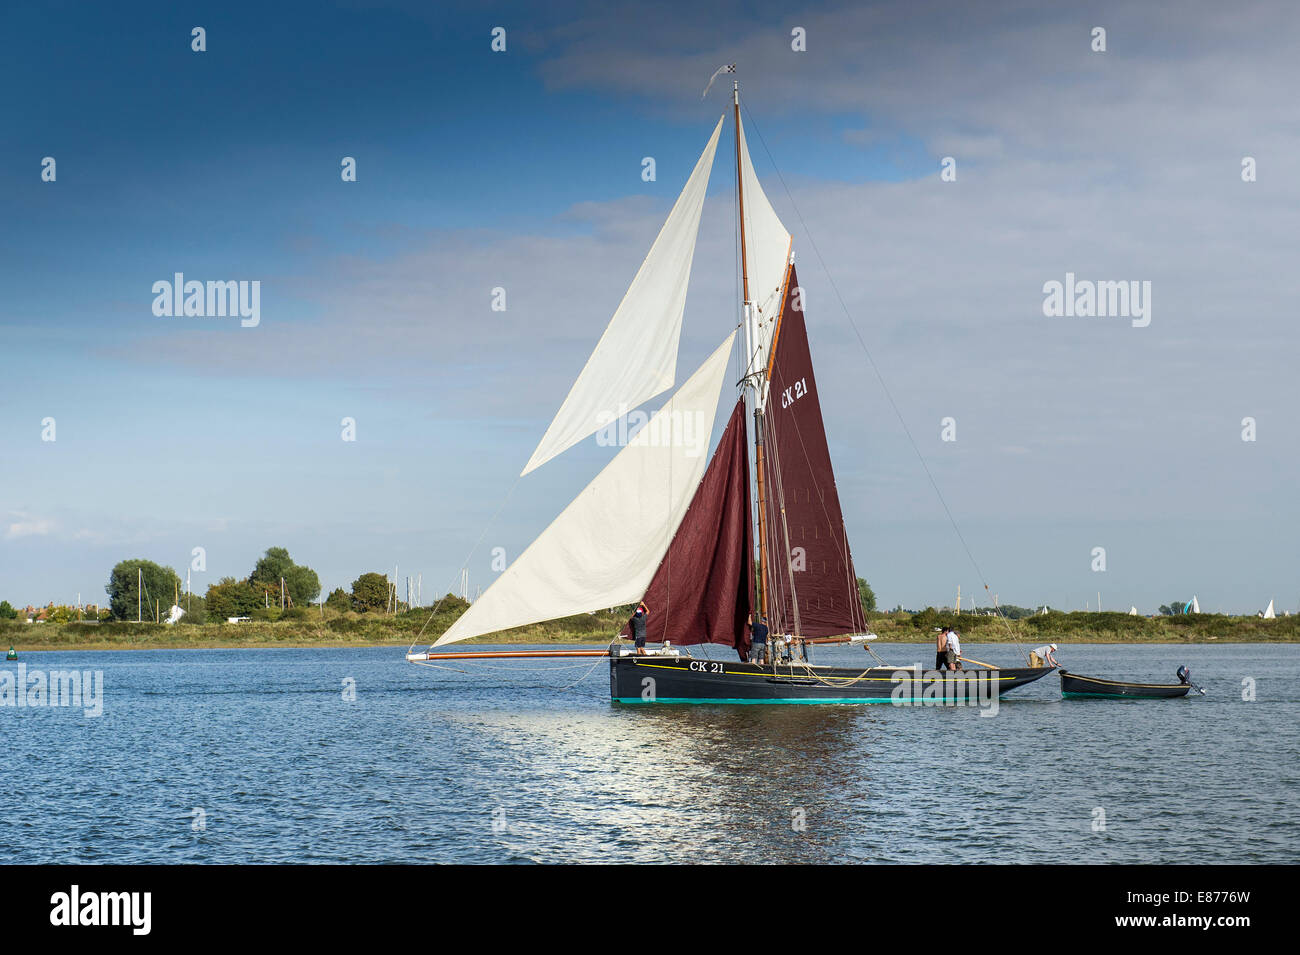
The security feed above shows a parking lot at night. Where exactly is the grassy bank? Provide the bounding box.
[3,606,1298,652]
[0,604,626,651]
[865,609,1300,644]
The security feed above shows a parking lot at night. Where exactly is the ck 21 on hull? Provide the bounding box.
[609,651,1055,704]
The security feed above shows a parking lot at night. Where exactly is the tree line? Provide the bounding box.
[101,548,410,623]
[15,558,880,625]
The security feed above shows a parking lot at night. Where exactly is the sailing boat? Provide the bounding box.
[408,82,1053,703]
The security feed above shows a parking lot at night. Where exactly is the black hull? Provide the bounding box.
[1059,670,1191,699]
[610,654,1053,704]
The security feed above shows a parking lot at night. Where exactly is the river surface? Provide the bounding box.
[1,642,1294,864]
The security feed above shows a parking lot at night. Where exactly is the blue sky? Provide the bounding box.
[2,0,1297,614]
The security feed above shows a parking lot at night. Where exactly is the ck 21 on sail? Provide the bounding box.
[407,79,1054,704]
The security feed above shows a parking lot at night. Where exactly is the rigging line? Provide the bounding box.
[662,344,674,645]
[421,659,606,674]
[735,124,743,338]
[413,656,606,691]
[765,441,795,635]
[865,643,896,668]
[763,361,858,633]
[409,471,524,653]
[740,102,1027,662]
[762,411,801,635]
[695,321,748,664]
[556,657,607,691]
[411,661,470,674]
[763,292,868,633]
[778,657,880,688]
[767,369,865,633]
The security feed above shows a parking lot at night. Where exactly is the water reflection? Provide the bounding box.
[5,645,1295,864]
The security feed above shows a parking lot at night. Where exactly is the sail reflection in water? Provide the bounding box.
[430,697,873,863]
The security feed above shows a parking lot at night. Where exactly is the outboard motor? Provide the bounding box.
[1176,665,1191,685]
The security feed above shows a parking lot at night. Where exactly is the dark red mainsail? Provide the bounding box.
[761,266,866,638]
[624,397,755,659]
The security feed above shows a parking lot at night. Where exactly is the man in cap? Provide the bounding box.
[1029,643,1059,668]
[945,626,963,670]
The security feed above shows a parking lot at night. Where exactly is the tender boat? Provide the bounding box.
[1060,668,1202,699]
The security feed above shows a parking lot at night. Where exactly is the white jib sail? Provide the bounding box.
[737,114,792,381]
[1264,600,1275,619]
[436,331,737,646]
[520,116,725,476]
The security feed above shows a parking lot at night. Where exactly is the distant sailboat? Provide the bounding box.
[1263,600,1276,619]
[408,81,1052,703]
[1129,606,1138,616]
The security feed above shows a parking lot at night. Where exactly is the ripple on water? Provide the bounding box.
[1,643,1295,863]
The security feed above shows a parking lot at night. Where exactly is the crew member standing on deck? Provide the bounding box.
[934,627,949,670]
[748,613,769,665]
[946,626,962,670]
[630,601,650,655]
[778,634,794,663]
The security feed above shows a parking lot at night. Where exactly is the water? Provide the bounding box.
[1,642,1294,863]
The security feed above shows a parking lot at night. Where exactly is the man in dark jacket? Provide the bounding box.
[630,601,649,654]
[748,613,769,665]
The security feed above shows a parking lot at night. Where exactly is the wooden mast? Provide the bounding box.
[734,81,770,622]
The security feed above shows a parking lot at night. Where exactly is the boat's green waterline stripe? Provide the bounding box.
[1061,691,1182,700]
[614,696,991,705]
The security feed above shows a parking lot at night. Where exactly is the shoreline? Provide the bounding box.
[6,634,1298,652]
[5,608,1296,652]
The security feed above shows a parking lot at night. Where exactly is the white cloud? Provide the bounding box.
[5,515,55,539]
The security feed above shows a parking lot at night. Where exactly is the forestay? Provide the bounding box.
[737,114,792,382]
[521,117,725,475]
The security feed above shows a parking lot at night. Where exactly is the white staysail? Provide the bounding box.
[737,114,792,383]
[521,117,725,476]
[437,332,737,646]
[1264,599,1275,619]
